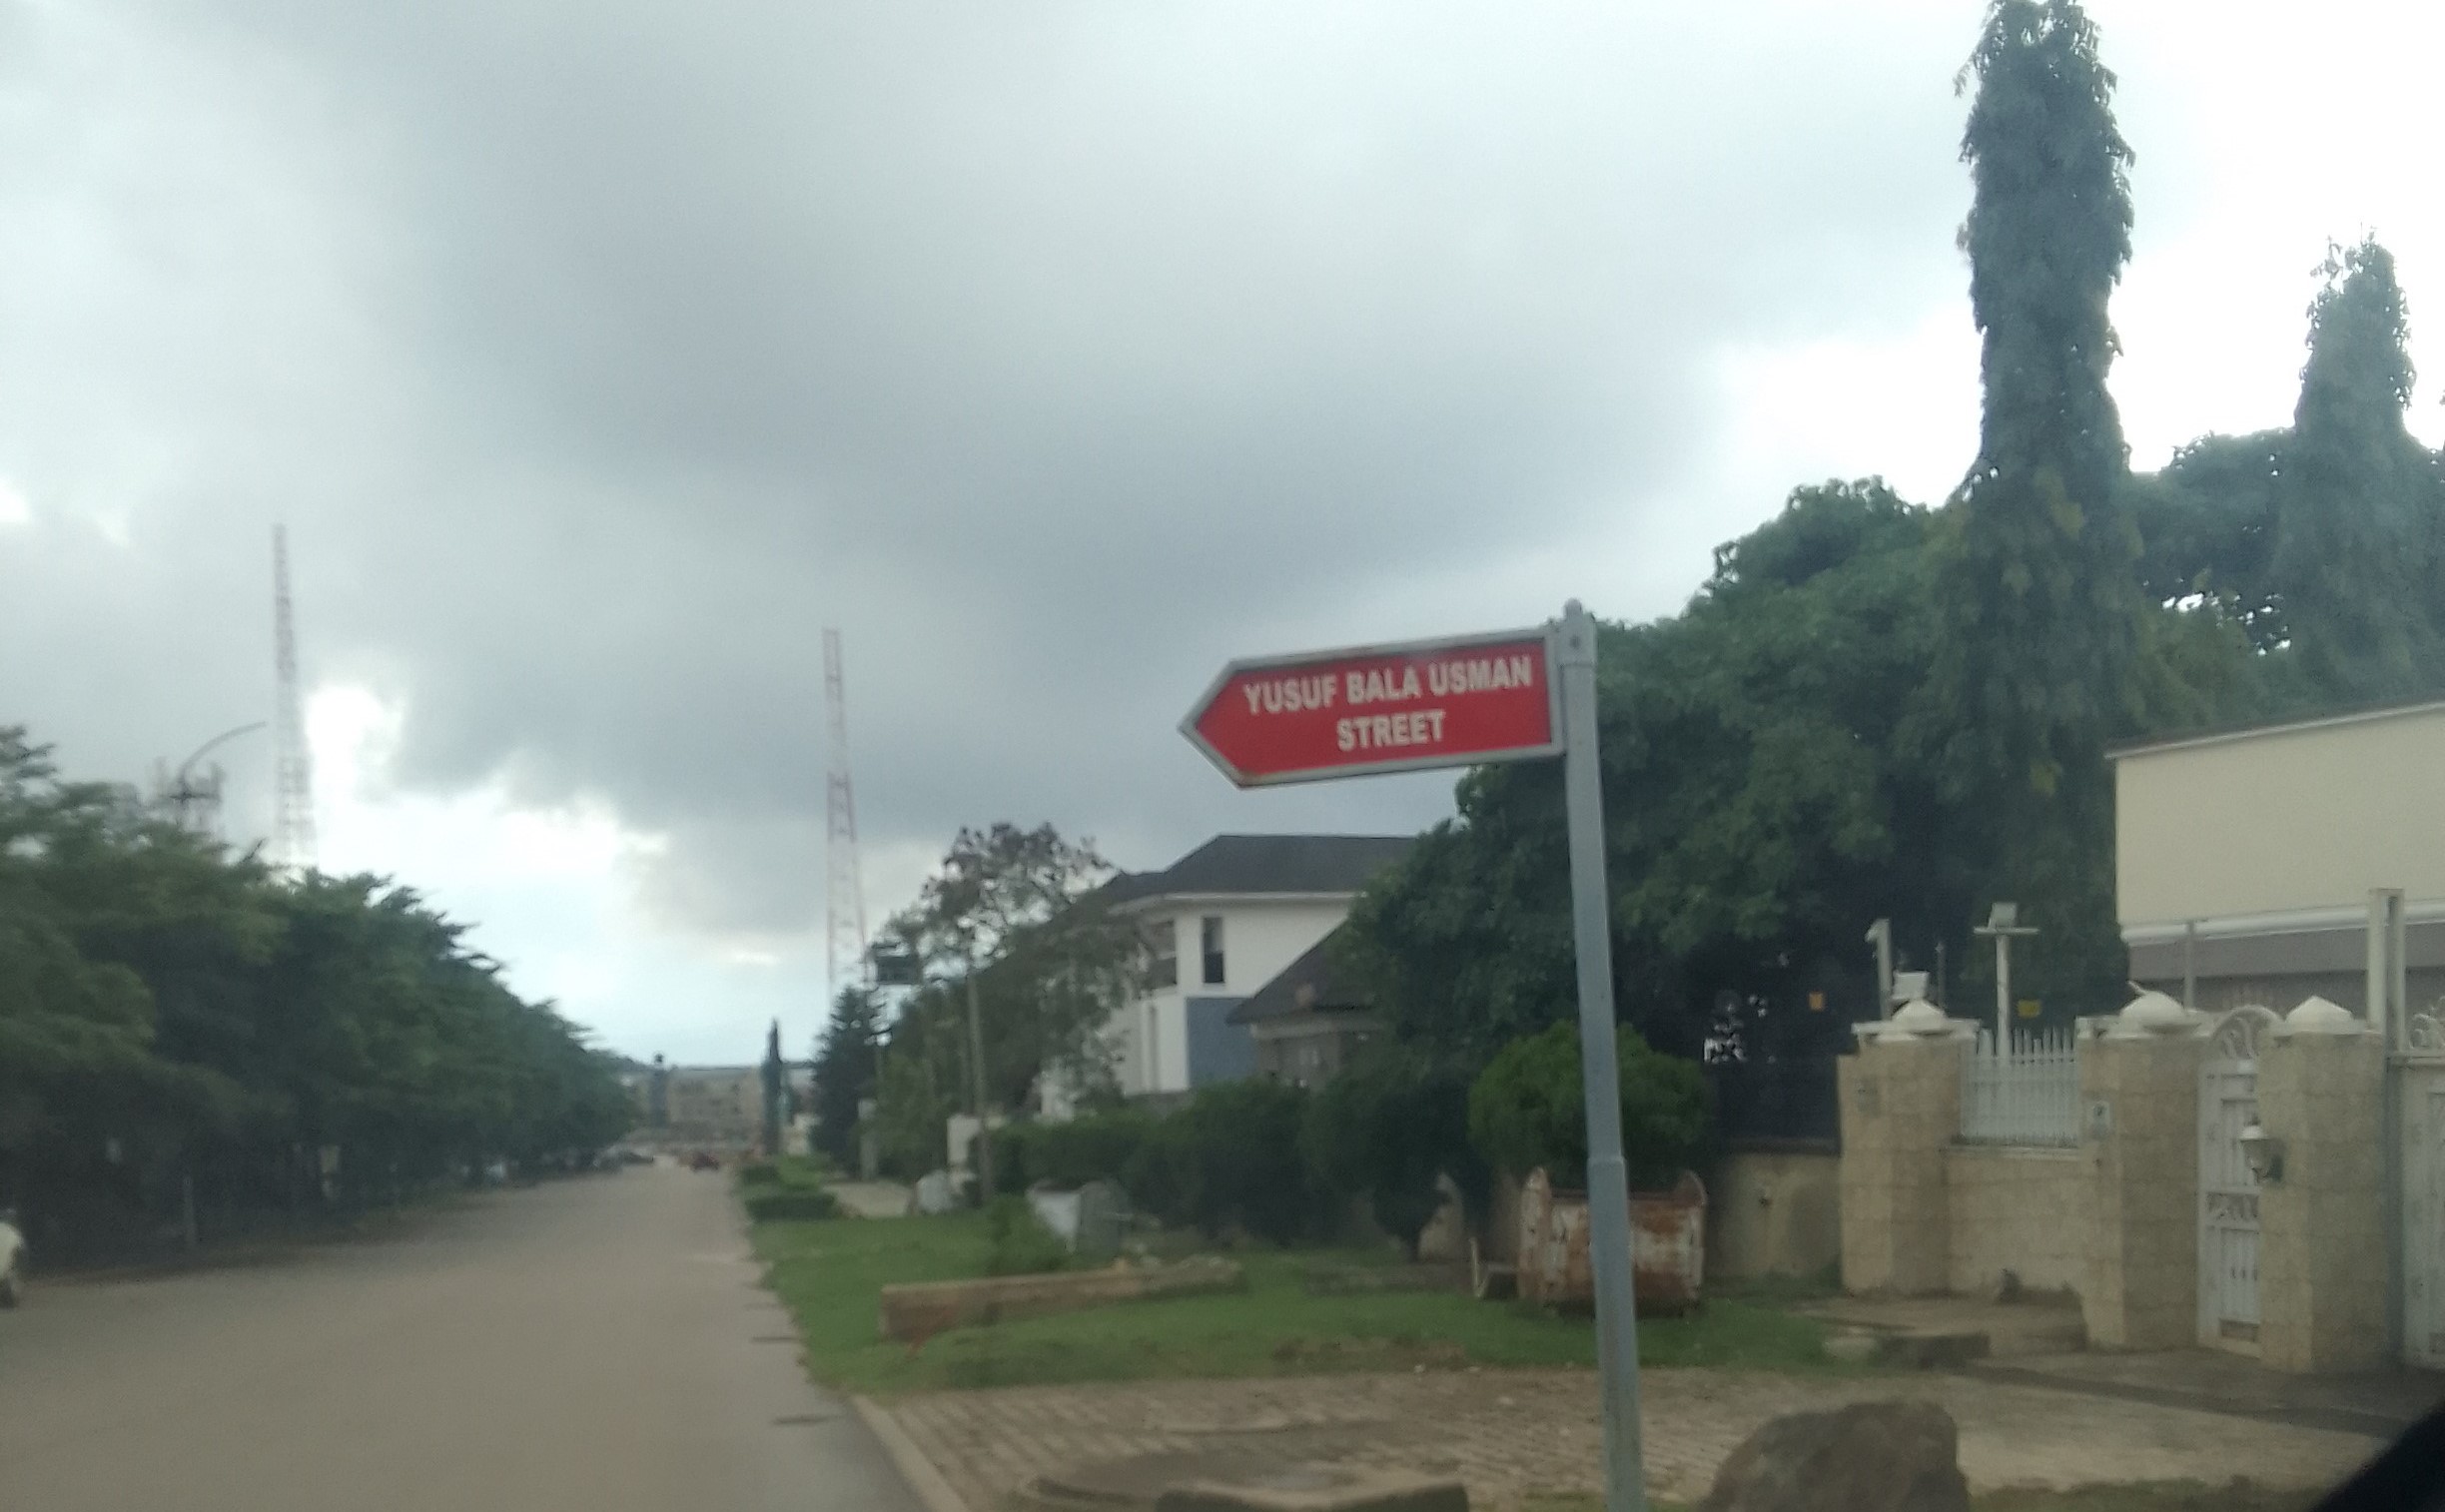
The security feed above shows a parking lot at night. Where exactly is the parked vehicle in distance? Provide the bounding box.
[0,1206,26,1307]
[685,1150,721,1172]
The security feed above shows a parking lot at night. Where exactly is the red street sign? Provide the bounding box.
[1182,626,1560,787]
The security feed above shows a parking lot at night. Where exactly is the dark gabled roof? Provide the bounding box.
[1229,926,1373,1025]
[1105,833,1413,909]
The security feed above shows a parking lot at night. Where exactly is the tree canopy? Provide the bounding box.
[1345,0,2445,1074]
[0,726,633,1260]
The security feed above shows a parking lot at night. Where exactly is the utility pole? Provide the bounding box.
[964,951,995,1203]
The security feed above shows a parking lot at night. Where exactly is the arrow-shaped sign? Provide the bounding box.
[1181,626,1559,788]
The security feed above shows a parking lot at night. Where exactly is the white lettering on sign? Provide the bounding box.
[1333,709,1448,752]
[1427,653,1533,696]
[1241,673,1339,715]
[1345,666,1423,705]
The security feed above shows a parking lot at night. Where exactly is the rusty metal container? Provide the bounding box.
[1514,1166,1707,1313]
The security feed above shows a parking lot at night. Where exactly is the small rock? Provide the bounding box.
[1700,1400,1968,1512]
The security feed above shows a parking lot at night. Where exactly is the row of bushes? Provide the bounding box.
[740,1155,842,1221]
[992,1024,1707,1255]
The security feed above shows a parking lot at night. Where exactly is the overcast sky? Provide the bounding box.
[4,1,2441,1063]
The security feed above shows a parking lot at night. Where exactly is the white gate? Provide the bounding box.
[2199,1006,2277,1351]
[2398,1009,2445,1369]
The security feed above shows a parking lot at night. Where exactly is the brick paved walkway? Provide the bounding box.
[881,1367,2386,1510]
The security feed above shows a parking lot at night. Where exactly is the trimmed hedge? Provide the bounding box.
[993,1084,1327,1244]
[744,1187,842,1222]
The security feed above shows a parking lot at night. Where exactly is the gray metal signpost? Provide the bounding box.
[1554,600,1646,1512]
[1184,599,1644,1512]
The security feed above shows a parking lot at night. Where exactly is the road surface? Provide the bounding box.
[0,1163,921,1512]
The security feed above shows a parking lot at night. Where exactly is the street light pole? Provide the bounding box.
[163,721,268,837]
[1972,903,2039,1061]
[1865,918,1894,1019]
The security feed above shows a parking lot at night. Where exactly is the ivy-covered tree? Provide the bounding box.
[2270,237,2443,698]
[1919,0,2145,1012]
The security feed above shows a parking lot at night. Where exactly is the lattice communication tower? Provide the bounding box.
[823,627,869,1002]
[271,524,318,870]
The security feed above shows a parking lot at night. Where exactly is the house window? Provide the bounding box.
[1147,920,1178,989]
[1201,915,1225,986]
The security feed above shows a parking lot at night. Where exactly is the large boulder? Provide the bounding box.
[1700,1400,1969,1512]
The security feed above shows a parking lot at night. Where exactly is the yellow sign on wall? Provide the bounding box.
[2017,998,2041,1019]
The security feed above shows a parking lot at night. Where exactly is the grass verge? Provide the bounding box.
[752,1211,1851,1397]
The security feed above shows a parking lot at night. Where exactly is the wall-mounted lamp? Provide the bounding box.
[2239,1122,2285,1184]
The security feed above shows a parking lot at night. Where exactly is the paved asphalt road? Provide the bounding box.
[0,1163,922,1512]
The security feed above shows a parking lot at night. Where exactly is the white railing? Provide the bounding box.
[1959,1028,2079,1146]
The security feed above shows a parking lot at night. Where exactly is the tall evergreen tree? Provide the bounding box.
[1922,0,2141,1009]
[810,986,882,1166]
[2270,237,2442,698]
[1940,0,2141,787]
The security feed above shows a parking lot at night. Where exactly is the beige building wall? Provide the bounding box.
[2116,701,2445,930]
[1944,1147,2089,1295]
[1709,1148,1841,1281]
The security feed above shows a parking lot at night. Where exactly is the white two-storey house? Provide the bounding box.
[1084,834,1412,1105]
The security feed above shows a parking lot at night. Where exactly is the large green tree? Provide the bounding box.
[885,823,1141,1112]
[1346,480,1959,1062]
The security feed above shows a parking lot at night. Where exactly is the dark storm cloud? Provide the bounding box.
[0,2,1971,938]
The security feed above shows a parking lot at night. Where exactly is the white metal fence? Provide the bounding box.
[1959,1028,2079,1146]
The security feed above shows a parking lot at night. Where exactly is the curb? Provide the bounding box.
[853,1395,975,1512]
[1964,1360,2419,1440]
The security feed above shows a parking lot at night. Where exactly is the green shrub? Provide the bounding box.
[745,1187,842,1222]
[983,1194,1071,1275]
[1467,1022,1709,1189]
[1171,1080,1323,1245]
[739,1160,783,1186]
[1303,1047,1486,1257]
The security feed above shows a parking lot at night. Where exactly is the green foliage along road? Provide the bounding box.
[0,726,634,1264]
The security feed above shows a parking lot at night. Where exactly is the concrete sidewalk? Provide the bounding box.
[872,1365,2386,1511]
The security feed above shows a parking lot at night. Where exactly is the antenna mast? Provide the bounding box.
[823,627,869,1004]
[271,525,318,870]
